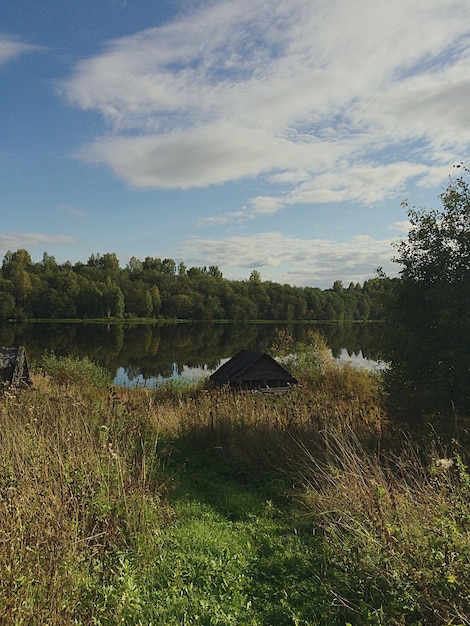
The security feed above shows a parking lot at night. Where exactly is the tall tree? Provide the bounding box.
[384,177,470,420]
[101,277,125,318]
[2,249,33,314]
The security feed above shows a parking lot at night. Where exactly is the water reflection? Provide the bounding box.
[0,322,387,387]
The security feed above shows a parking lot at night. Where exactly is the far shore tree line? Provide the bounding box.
[0,249,395,322]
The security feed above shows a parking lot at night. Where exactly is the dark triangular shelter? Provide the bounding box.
[0,346,32,388]
[210,349,297,391]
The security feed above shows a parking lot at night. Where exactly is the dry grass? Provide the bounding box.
[299,427,470,624]
[3,343,469,624]
[0,376,176,624]
[176,347,387,472]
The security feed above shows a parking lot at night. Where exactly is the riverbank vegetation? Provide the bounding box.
[1,336,470,625]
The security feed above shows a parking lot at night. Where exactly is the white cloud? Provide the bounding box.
[59,204,86,218]
[389,220,411,233]
[180,230,396,287]
[198,210,247,227]
[199,160,434,228]
[354,53,470,153]
[285,161,431,205]
[249,196,285,216]
[198,196,285,228]
[0,232,76,255]
[63,0,470,212]
[0,34,41,66]
[79,124,300,188]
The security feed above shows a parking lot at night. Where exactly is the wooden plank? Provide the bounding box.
[11,346,26,387]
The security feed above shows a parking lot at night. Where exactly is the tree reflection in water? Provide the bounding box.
[0,321,387,386]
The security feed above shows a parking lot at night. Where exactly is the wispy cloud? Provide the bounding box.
[0,232,76,255]
[199,195,285,227]
[0,34,42,66]
[63,0,470,217]
[390,220,411,233]
[198,210,247,227]
[180,230,396,287]
[59,203,86,218]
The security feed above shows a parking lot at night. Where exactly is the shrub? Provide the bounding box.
[34,352,113,388]
[269,328,331,377]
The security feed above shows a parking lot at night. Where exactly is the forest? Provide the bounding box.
[0,248,395,322]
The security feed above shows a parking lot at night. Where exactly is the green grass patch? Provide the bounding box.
[86,440,328,626]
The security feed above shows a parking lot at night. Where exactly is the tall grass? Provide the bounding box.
[177,331,386,471]
[170,334,470,623]
[299,428,470,625]
[34,351,113,388]
[0,373,176,624]
[2,344,470,624]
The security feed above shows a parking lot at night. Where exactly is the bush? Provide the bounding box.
[269,328,331,377]
[34,352,113,388]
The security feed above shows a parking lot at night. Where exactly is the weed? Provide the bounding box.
[0,377,172,624]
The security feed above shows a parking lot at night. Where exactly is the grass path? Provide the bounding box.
[141,438,329,626]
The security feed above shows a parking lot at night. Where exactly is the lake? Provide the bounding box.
[0,321,387,387]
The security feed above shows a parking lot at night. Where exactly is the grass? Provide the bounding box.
[0,373,175,624]
[177,331,386,472]
[1,342,470,624]
[299,429,470,625]
[34,351,113,388]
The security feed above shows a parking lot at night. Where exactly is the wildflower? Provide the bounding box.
[436,458,453,471]
[108,442,119,460]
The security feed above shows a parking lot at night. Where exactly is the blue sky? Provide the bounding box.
[2,0,470,288]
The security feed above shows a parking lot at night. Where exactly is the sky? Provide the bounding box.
[1,0,470,289]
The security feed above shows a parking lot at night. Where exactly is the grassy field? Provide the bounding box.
[1,335,470,625]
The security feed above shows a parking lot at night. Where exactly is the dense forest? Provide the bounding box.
[0,249,395,322]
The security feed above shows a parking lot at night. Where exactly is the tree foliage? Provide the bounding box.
[385,178,470,420]
[0,250,393,323]
[395,178,470,284]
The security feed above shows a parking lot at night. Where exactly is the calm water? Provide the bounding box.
[0,321,387,387]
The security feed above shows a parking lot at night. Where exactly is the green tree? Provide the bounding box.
[2,250,34,315]
[363,272,397,319]
[247,270,270,318]
[126,256,143,275]
[101,277,125,318]
[2,249,32,274]
[0,279,16,319]
[87,252,120,274]
[395,180,470,283]
[161,258,176,275]
[149,286,161,316]
[167,294,193,318]
[76,281,103,318]
[41,251,58,271]
[385,177,470,420]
